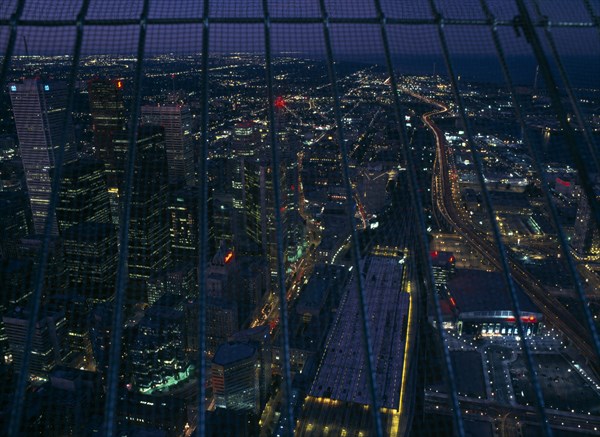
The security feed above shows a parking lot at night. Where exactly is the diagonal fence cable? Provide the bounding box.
[371,0,466,435]
[6,1,90,435]
[479,0,600,385]
[583,0,600,40]
[428,0,553,435]
[1,2,599,436]
[195,0,211,436]
[514,0,600,239]
[0,0,25,91]
[101,1,151,436]
[261,1,295,434]
[530,0,600,175]
[317,1,384,435]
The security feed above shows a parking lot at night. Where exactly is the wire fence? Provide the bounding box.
[0,1,599,436]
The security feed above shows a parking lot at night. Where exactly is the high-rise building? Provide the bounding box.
[146,263,196,306]
[8,79,75,235]
[88,302,112,375]
[169,187,199,265]
[47,294,92,363]
[244,158,288,291]
[232,120,261,157]
[211,342,260,414]
[127,126,171,303]
[208,158,231,244]
[118,392,188,437]
[0,259,33,364]
[206,244,238,300]
[88,78,127,188]
[62,222,118,302]
[3,306,70,378]
[0,157,27,192]
[206,297,238,357]
[141,104,195,186]
[55,158,112,234]
[0,191,30,258]
[231,325,272,408]
[37,367,100,437]
[19,235,66,298]
[236,258,267,327]
[230,156,251,246]
[211,191,235,247]
[130,293,190,393]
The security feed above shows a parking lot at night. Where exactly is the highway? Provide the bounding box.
[425,392,600,434]
[417,93,600,374]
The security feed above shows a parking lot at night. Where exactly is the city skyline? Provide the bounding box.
[1,2,600,436]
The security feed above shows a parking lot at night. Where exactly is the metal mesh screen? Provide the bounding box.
[1,1,600,436]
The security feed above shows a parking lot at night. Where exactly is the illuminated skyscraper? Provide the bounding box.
[8,79,75,235]
[244,158,288,291]
[141,104,195,186]
[0,259,32,363]
[211,342,260,414]
[62,222,117,302]
[55,158,112,234]
[0,191,30,258]
[146,263,196,306]
[88,78,127,188]
[19,235,66,298]
[127,126,171,303]
[130,293,189,393]
[168,187,200,264]
[206,297,238,357]
[3,306,70,378]
[231,325,272,408]
[88,78,128,226]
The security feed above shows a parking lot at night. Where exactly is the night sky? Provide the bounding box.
[1,1,599,86]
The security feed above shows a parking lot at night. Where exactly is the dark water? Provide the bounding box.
[352,54,600,88]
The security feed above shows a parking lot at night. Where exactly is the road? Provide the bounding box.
[426,392,600,434]
[249,148,320,331]
[417,93,600,374]
[425,392,600,432]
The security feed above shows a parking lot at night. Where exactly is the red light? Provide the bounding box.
[449,297,456,307]
[507,316,516,322]
[224,251,234,264]
[430,251,439,258]
[275,96,286,108]
[117,80,122,89]
[556,178,570,187]
[449,256,455,263]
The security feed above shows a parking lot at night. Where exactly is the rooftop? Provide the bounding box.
[309,254,408,409]
[213,342,256,367]
[447,269,539,314]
